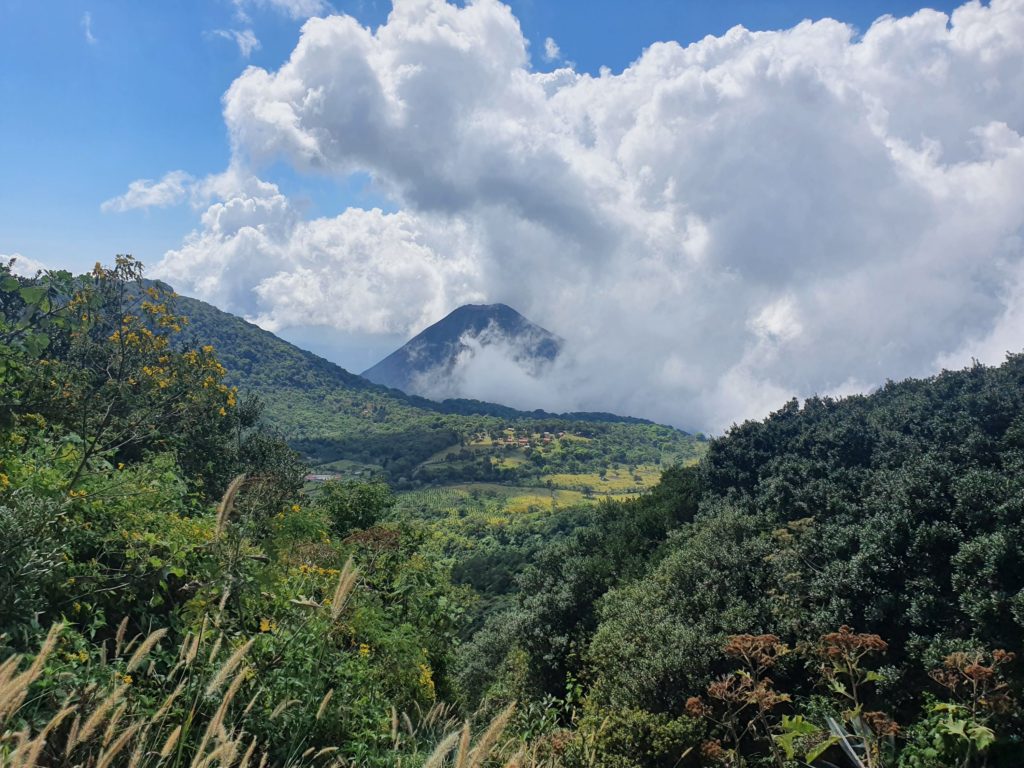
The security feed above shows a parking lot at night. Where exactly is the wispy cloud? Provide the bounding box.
[231,0,331,22]
[211,28,261,58]
[101,171,194,213]
[81,11,97,45]
[543,37,560,62]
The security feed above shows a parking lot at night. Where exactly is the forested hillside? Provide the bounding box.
[167,283,703,485]
[461,353,1024,766]
[1,260,1022,768]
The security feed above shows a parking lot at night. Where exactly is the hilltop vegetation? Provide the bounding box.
[459,352,1024,766]
[1,259,1022,768]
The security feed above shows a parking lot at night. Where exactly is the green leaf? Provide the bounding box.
[781,714,819,736]
[806,736,840,764]
[24,332,50,356]
[774,732,798,760]
[940,719,968,738]
[968,724,995,751]
[18,285,46,305]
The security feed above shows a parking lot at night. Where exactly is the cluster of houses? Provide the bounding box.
[488,430,564,449]
[304,472,342,483]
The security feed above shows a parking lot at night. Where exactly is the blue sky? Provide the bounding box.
[0,0,961,275]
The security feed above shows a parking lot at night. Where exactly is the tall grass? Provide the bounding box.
[0,621,528,767]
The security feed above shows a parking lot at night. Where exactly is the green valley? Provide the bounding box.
[168,282,706,491]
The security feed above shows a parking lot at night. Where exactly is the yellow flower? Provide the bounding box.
[291,504,301,513]
[0,473,9,488]
[358,644,371,657]
[122,674,133,685]
[259,618,276,633]
[218,407,227,417]
[418,664,436,698]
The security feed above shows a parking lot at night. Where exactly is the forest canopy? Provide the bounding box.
[0,259,1021,767]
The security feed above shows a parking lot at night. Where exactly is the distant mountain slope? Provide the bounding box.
[158,285,705,485]
[362,303,562,395]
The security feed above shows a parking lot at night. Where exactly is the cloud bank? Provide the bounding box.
[143,0,1024,431]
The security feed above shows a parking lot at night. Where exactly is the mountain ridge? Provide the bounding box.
[362,302,562,396]
[149,282,705,484]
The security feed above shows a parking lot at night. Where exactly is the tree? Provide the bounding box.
[315,479,395,536]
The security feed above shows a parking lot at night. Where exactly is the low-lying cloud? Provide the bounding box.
[136,0,1024,431]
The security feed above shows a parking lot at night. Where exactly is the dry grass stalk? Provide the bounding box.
[205,637,253,696]
[127,725,150,768]
[454,721,472,768]
[95,721,142,768]
[125,627,168,672]
[9,704,74,768]
[160,725,183,758]
[102,701,129,747]
[74,683,128,748]
[207,633,224,665]
[330,557,358,621]
[114,616,130,657]
[193,666,248,765]
[467,703,516,768]
[0,655,21,688]
[242,688,262,717]
[122,633,143,658]
[215,474,247,537]
[239,735,259,768]
[185,626,204,666]
[423,730,462,768]
[64,715,81,757]
[270,699,300,720]
[150,681,186,724]
[0,623,63,723]
[316,688,334,720]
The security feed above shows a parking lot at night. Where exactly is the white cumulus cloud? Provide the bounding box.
[155,0,1024,431]
[156,171,484,335]
[2,254,47,277]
